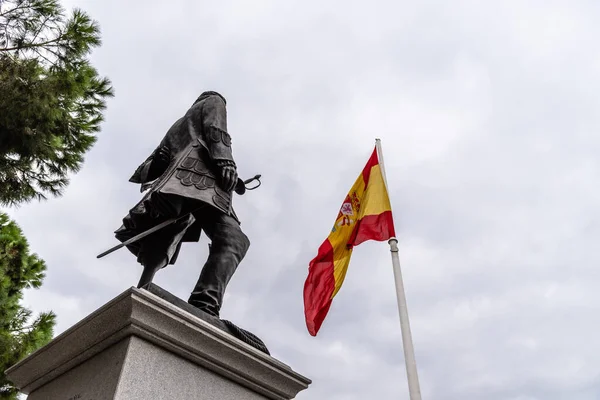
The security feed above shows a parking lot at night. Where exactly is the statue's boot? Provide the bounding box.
[137,256,168,289]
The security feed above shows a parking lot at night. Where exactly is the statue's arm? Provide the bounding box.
[200,95,235,164]
[129,144,171,185]
[198,95,238,192]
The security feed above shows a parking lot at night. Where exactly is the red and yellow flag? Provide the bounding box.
[303,145,396,336]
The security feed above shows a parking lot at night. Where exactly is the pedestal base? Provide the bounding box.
[5,287,310,399]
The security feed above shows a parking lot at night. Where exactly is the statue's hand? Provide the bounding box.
[221,165,238,192]
[216,160,238,192]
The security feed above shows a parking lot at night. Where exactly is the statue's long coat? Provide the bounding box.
[115,91,239,265]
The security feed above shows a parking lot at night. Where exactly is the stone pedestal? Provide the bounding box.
[5,287,311,399]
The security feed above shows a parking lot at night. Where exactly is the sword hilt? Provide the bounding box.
[235,174,261,195]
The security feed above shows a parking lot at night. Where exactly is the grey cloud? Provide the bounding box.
[7,0,600,398]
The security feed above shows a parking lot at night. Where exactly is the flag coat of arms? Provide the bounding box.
[303,146,396,336]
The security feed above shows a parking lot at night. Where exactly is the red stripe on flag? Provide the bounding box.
[361,148,379,184]
[303,239,336,336]
[348,210,396,247]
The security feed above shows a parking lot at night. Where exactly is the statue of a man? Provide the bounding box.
[114,91,249,318]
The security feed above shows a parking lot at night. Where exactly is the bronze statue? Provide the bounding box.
[107,91,256,319]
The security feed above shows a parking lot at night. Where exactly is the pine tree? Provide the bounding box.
[0,0,114,206]
[0,213,55,399]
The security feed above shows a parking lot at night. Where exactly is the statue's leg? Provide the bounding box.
[188,213,250,317]
[136,211,196,289]
[137,255,168,288]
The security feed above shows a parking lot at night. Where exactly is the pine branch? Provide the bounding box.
[0,35,60,51]
[0,1,113,205]
[0,2,33,17]
[31,46,54,66]
[28,14,51,44]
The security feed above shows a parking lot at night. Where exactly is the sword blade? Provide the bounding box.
[96,216,178,259]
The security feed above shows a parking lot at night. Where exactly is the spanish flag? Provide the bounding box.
[303,144,396,336]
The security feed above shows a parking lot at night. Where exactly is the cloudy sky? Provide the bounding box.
[7,0,600,398]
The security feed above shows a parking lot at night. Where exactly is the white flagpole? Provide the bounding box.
[375,138,422,400]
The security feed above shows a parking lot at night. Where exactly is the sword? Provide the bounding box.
[96,174,261,259]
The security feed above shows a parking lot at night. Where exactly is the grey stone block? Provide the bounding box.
[5,287,311,399]
[143,283,270,355]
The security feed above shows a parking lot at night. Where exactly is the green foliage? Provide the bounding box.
[0,213,55,399]
[0,0,114,206]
